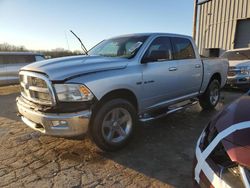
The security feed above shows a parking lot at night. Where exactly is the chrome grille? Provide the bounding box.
[19,71,56,106]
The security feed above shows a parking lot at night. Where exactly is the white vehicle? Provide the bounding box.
[0,52,45,86]
[221,48,250,89]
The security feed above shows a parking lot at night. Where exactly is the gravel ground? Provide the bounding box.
[0,86,244,188]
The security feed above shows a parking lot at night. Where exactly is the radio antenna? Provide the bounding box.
[70,30,88,55]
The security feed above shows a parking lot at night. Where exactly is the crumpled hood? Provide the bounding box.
[211,94,250,168]
[229,60,250,67]
[21,55,128,81]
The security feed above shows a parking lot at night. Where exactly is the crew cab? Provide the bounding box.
[16,33,229,151]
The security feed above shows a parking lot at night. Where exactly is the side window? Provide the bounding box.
[20,55,35,63]
[0,56,4,64]
[2,55,15,64]
[35,55,45,62]
[142,37,172,63]
[0,55,36,64]
[171,37,196,60]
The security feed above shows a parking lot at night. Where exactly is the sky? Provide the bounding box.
[0,0,195,51]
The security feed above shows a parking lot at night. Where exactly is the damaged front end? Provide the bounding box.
[17,70,95,137]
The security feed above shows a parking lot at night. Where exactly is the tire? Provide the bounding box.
[199,79,220,110]
[90,98,137,152]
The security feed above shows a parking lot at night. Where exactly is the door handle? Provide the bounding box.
[195,64,201,68]
[169,67,178,71]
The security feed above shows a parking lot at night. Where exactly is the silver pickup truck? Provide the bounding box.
[16,33,228,151]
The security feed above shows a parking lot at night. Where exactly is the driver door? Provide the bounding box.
[141,36,179,111]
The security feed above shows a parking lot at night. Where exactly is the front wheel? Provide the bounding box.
[90,99,137,152]
[199,79,220,110]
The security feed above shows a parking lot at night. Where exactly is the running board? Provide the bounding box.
[139,100,198,122]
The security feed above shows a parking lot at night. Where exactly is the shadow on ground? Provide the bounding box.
[0,87,245,187]
[97,90,245,187]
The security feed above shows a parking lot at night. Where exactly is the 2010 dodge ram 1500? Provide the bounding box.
[16,33,229,151]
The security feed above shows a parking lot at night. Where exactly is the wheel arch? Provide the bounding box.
[95,89,139,112]
[200,72,222,94]
[210,73,222,85]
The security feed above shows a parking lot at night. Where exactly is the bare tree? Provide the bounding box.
[0,43,28,52]
[0,43,83,58]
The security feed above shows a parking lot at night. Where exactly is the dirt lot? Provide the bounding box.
[0,86,244,188]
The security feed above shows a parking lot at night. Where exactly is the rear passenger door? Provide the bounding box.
[170,37,202,97]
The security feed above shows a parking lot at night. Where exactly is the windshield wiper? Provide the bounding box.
[70,30,88,55]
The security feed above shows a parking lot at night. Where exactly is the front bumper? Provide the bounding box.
[16,97,91,137]
[226,75,250,88]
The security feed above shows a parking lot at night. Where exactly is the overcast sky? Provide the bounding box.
[0,0,195,51]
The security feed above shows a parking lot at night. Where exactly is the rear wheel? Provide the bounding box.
[90,99,136,151]
[199,79,220,110]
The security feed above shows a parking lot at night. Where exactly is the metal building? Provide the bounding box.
[195,0,250,56]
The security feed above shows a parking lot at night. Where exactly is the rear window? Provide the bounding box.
[35,55,45,61]
[0,55,36,64]
[171,37,196,60]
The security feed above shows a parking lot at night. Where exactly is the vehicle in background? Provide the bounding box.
[221,48,250,90]
[193,92,250,188]
[16,33,228,151]
[0,52,45,86]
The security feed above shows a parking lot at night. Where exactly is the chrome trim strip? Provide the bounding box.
[29,86,49,93]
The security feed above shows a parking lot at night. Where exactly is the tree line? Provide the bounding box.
[0,43,83,58]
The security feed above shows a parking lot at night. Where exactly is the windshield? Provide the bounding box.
[88,35,149,58]
[221,49,250,60]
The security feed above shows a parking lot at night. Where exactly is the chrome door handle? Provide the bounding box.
[195,64,201,68]
[169,67,178,71]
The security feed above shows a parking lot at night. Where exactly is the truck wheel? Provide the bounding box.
[199,79,220,110]
[90,99,136,152]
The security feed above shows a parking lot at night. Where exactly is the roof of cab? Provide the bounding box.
[108,32,193,40]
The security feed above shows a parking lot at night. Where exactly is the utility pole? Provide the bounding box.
[193,0,198,41]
